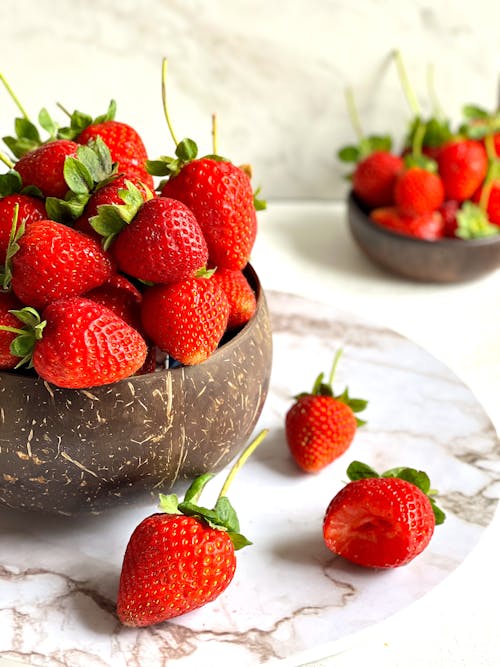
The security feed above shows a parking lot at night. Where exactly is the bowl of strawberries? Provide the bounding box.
[0,73,272,515]
[341,55,500,283]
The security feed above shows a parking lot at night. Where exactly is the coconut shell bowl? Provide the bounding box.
[0,265,272,516]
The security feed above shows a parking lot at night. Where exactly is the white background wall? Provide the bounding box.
[0,0,499,199]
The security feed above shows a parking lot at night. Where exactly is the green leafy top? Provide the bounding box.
[2,108,59,158]
[0,305,46,368]
[56,99,117,141]
[145,137,200,178]
[459,104,500,141]
[346,460,446,525]
[455,201,500,240]
[296,349,368,426]
[157,429,268,550]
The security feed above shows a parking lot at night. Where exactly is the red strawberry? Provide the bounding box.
[394,166,444,216]
[0,290,25,369]
[1,297,147,388]
[370,206,445,240]
[323,461,445,568]
[0,193,46,264]
[471,180,500,226]
[84,273,142,330]
[211,267,257,330]
[160,156,257,270]
[352,151,404,208]
[77,120,154,189]
[108,197,208,285]
[14,139,79,198]
[140,271,230,366]
[437,139,488,202]
[117,430,267,626]
[73,174,153,240]
[285,351,367,473]
[439,199,460,237]
[10,219,114,309]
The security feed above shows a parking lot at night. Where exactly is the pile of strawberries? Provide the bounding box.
[339,53,500,241]
[0,66,264,389]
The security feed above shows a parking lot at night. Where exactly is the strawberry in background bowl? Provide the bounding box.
[340,51,500,283]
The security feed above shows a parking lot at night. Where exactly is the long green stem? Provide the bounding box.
[217,429,268,499]
[211,113,218,155]
[426,63,444,120]
[393,50,421,117]
[0,72,30,120]
[56,101,72,118]
[0,151,14,169]
[328,349,343,387]
[345,87,364,142]
[161,57,179,147]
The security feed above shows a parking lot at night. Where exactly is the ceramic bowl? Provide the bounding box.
[0,265,272,516]
[347,192,500,283]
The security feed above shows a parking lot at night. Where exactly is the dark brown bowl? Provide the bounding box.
[0,265,272,515]
[347,192,500,283]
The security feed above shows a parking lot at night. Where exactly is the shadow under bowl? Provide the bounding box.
[0,265,272,515]
[347,192,500,283]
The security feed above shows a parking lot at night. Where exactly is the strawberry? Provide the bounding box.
[394,166,444,217]
[0,192,46,264]
[117,430,268,627]
[211,267,257,331]
[93,195,208,285]
[159,154,257,270]
[140,271,230,366]
[351,151,404,208]
[370,206,445,240]
[323,460,445,568]
[0,290,25,369]
[9,219,114,309]
[285,350,367,473]
[437,139,488,202]
[0,298,148,388]
[84,273,143,330]
[439,199,460,237]
[13,139,79,198]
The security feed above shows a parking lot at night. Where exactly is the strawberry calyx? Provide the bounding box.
[89,179,154,249]
[158,429,268,550]
[45,137,119,223]
[459,104,500,141]
[0,305,46,368]
[455,201,500,239]
[295,349,368,426]
[56,99,117,141]
[345,460,446,525]
[145,136,199,178]
[0,169,43,199]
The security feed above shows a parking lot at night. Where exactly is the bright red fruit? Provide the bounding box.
[77,120,154,189]
[0,193,46,264]
[471,181,500,226]
[0,291,25,368]
[323,461,445,568]
[211,268,257,330]
[32,296,147,388]
[285,351,367,473]
[437,139,488,202]
[111,197,208,285]
[11,219,114,309]
[394,167,444,216]
[370,206,445,240]
[352,151,404,208]
[84,274,142,330]
[14,139,79,198]
[140,273,230,366]
[161,158,257,270]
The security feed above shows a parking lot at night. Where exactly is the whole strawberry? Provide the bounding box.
[211,267,257,331]
[10,219,115,309]
[140,270,230,366]
[117,430,268,626]
[352,150,404,208]
[437,139,488,202]
[323,460,445,568]
[14,139,79,198]
[1,297,148,388]
[285,350,367,473]
[394,166,444,217]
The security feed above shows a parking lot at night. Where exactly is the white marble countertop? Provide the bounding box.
[250,200,500,667]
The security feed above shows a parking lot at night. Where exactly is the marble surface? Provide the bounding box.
[1,0,500,200]
[1,288,499,666]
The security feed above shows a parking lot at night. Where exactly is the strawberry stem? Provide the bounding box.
[0,151,15,169]
[393,49,421,117]
[0,72,30,121]
[426,63,445,120]
[161,57,179,147]
[211,113,218,155]
[328,348,343,386]
[56,101,72,118]
[217,429,268,499]
[345,87,365,142]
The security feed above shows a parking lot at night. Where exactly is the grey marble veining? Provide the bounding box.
[0,290,498,666]
[0,0,499,199]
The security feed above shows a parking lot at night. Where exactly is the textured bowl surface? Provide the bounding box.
[0,265,272,515]
[347,192,500,283]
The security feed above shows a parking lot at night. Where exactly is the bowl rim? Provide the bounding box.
[348,191,500,248]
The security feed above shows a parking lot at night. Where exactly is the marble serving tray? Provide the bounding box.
[1,290,499,667]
